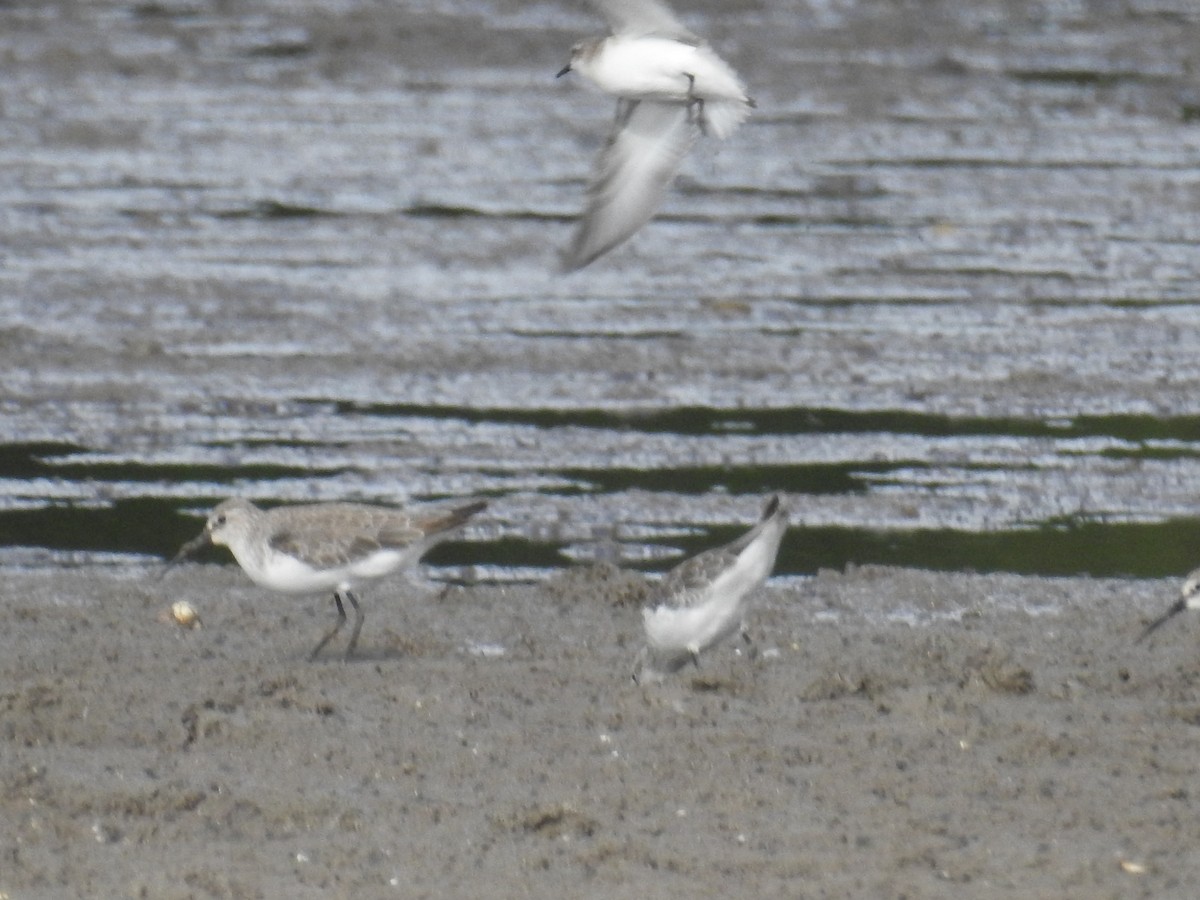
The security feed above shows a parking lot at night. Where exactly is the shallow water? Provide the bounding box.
[3,0,1200,580]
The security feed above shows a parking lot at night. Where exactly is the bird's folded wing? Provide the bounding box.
[652,548,736,609]
[268,529,383,569]
[267,506,421,568]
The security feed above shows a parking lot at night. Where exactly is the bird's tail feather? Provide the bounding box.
[701,98,752,140]
[422,500,487,536]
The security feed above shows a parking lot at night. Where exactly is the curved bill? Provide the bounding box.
[1136,598,1187,644]
[157,531,212,582]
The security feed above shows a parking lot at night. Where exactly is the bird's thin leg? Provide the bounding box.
[683,73,706,134]
[309,591,348,661]
[342,591,365,660]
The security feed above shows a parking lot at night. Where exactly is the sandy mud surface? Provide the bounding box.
[2,563,1197,898]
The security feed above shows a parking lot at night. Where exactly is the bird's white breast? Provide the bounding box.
[228,542,407,594]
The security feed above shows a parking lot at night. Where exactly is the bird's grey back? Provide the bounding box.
[650,497,785,609]
[653,545,741,609]
[264,504,423,569]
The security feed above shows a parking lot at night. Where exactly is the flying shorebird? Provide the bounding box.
[556,0,755,271]
[634,495,787,683]
[164,497,486,660]
[1137,568,1200,644]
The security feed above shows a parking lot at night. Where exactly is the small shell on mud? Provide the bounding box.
[1119,860,1147,875]
[164,600,202,629]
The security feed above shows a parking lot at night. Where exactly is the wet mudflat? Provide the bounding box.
[3,0,1200,896]
[2,0,1200,574]
[4,564,1200,897]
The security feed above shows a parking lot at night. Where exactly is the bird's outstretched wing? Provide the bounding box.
[563,100,697,271]
[589,0,697,40]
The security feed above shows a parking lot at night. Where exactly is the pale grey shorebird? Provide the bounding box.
[556,0,755,271]
[165,497,487,660]
[1136,567,1200,644]
[633,496,787,683]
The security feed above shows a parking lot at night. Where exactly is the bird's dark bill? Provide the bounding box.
[1137,598,1187,643]
[159,530,213,579]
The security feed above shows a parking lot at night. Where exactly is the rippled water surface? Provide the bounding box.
[3,0,1200,579]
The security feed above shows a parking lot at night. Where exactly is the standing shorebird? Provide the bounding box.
[1137,568,1200,644]
[634,496,787,683]
[556,0,755,270]
[165,497,487,660]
